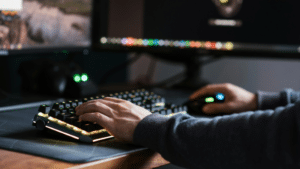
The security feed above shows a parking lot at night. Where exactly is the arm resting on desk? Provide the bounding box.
[257,89,300,110]
[133,100,300,169]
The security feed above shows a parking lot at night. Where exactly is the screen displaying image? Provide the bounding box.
[0,0,91,51]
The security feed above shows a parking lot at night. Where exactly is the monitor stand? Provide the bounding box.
[171,56,209,90]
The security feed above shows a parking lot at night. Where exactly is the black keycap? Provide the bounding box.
[83,98,88,103]
[68,110,76,115]
[52,102,64,110]
[60,109,67,114]
[49,109,60,117]
[64,102,71,109]
[172,107,179,113]
[71,102,77,108]
[132,96,142,102]
[93,122,104,130]
[166,109,172,115]
[74,100,83,106]
[38,105,51,114]
[122,94,128,99]
[57,113,71,121]
[82,122,95,132]
[160,110,167,115]
[74,120,82,128]
[183,106,188,112]
[65,116,78,124]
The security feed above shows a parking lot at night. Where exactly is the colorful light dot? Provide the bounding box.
[137,39,143,45]
[121,38,128,45]
[205,97,215,103]
[205,41,212,49]
[73,74,81,83]
[127,37,135,46]
[225,42,234,50]
[211,42,216,49]
[195,41,202,48]
[154,39,159,46]
[100,37,107,44]
[190,41,196,48]
[216,42,223,49]
[81,73,89,82]
[179,40,185,47]
[148,39,154,46]
[158,40,165,46]
[216,93,225,100]
[174,41,180,47]
[164,40,170,47]
[185,41,190,48]
[143,39,148,46]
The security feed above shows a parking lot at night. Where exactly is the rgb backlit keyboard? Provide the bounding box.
[32,89,187,143]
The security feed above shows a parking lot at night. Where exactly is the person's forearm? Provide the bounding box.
[133,101,300,169]
[257,89,300,110]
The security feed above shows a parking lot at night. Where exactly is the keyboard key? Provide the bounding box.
[82,122,95,132]
[49,109,60,117]
[57,113,71,121]
[65,116,78,124]
[52,102,64,110]
[74,100,83,106]
[38,105,51,114]
[93,122,104,130]
[74,120,83,128]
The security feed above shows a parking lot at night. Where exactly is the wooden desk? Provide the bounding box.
[0,148,169,169]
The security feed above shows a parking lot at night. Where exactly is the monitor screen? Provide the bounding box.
[0,0,91,56]
[92,0,300,57]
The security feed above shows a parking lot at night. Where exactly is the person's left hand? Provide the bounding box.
[75,97,151,143]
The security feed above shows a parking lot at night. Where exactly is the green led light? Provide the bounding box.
[73,74,81,83]
[81,73,89,82]
[205,97,214,103]
[148,39,154,46]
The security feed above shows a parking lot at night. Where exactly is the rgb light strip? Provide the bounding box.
[100,37,234,51]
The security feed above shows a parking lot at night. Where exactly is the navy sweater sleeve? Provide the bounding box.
[133,89,300,169]
[257,89,300,110]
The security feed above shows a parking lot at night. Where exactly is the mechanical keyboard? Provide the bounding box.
[32,89,187,143]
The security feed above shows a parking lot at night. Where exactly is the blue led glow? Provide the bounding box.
[216,93,225,100]
[154,39,159,46]
[179,40,185,47]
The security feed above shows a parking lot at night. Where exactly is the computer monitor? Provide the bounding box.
[0,0,91,56]
[92,0,300,58]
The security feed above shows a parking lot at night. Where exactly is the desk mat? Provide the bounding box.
[0,107,146,163]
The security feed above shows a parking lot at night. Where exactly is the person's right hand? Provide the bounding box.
[189,83,257,115]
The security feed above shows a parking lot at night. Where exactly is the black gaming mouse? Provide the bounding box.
[184,93,225,115]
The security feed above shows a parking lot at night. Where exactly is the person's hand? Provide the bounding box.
[75,97,152,143]
[189,83,257,115]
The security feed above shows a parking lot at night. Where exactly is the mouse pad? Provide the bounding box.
[0,107,146,163]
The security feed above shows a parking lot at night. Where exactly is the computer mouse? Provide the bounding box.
[184,93,225,115]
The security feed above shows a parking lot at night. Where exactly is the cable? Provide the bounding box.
[99,53,142,84]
